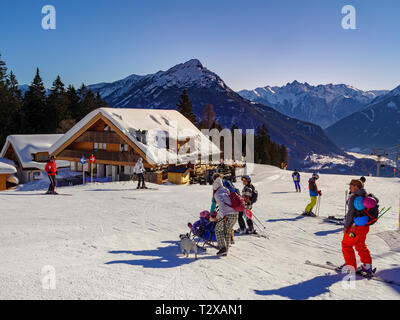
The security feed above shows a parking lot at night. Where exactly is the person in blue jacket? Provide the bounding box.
[292,169,301,192]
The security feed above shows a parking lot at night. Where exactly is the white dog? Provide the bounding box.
[179,233,197,259]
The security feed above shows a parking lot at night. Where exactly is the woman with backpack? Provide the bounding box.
[212,173,239,257]
[339,179,378,276]
[236,175,257,234]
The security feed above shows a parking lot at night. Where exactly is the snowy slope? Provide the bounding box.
[0,164,399,300]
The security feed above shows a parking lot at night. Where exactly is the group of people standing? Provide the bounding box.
[207,173,258,257]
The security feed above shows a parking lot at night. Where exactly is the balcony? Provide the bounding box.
[59,149,141,164]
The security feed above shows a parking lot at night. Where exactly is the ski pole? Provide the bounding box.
[316,196,321,217]
[378,207,391,219]
[251,212,267,230]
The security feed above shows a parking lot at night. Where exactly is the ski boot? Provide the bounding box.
[246,228,257,235]
[356,264,375,278]
[216,247,227,257]
[335,264,355,274]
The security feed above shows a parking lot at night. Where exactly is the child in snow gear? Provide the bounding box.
[341,179,377,276]
[236,175,257,234]
[188,210,215,240]
[133,157,147,189]
[292,169,301,192]
[45,155,58,194]
[212,174,238,256]
[303,173,321,217]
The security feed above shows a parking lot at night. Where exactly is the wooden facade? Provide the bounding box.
[53,115,152,168]
[0,174,7,191]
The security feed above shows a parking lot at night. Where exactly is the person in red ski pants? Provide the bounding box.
[341,179,372,273]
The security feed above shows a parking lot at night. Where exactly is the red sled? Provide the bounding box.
[245,209,253,220]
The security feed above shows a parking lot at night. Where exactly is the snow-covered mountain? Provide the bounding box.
[325,85,400,152]
[238,82,389,129]
[87,59,344,165]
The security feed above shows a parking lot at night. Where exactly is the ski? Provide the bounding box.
[305,260,400,287]
[132,187,158,191]
[234,230,268,239]
[43,193,73,196]
[323,216,344,225]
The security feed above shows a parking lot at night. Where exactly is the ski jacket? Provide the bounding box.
[191,217,213,236]
[242,184,255,210]
[344,188,366,229]
[292,172,300,182]
[308,178,319,197]
[133,159,145,174]
[45,160,57,176]
[213,186,237,219]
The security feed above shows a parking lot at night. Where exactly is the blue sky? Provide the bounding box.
[0,0,399,91]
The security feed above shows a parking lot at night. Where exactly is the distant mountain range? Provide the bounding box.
[18,59,397,174]
[238,82,389,129]
[325,85,400,152]
[85,59,344,165]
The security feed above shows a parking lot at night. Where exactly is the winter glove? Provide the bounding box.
[318,190,322,196]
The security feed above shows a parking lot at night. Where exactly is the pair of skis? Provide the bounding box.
[305,260,400,287]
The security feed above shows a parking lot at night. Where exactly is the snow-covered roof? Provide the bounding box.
[0,159,17,174]
[50,108,221,165]
[0,135,70,170]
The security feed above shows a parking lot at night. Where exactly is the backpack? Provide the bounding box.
[227,190,245,212]
[354,194,379,226]
[250,185,258,203]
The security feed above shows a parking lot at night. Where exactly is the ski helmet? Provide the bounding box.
[241,175,251,183]
[200,210,210,218]
[354,196,365,211]
[312,173,319,180]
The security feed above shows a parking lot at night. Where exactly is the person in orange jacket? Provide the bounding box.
[45,155,58,194]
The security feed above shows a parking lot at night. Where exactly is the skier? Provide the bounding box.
[236,175,257,234]
[302,173,321,217]
[133,157,147,189]
[292,169,301,192]
[212,173,238,256]
[45,155,58,194]
[339,179,375,276]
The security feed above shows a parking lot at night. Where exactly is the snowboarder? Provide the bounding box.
[292,169,301,192]
[133,157,147,189]
[212,173,238,256]
[339,179,375,276]
[236,175,257,234]
[303,173,321,217]
[45,155,58,194]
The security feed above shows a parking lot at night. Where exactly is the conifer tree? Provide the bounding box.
[66,85,80,121]
[20,68,48,133]
[48,75,70,132]
[176,89,197,125]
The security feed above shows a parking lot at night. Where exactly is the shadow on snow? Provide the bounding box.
[106,240,216,269]
[254,274,343,299]
[314,228,343,237]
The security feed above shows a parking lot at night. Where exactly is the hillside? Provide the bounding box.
[325,85,400,152]
[87,60,344,164]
